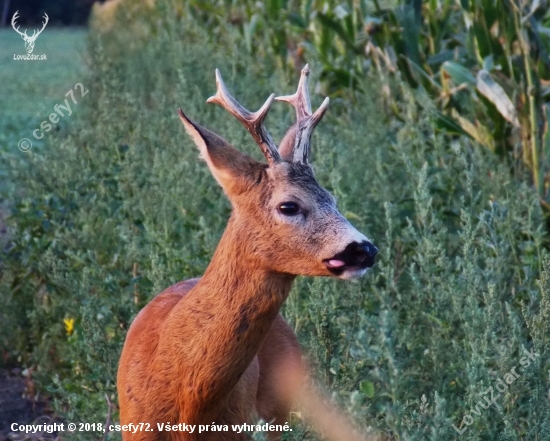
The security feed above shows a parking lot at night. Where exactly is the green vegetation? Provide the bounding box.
[1,1,550,440]
[103,0,550,205]
[0,28,87,192]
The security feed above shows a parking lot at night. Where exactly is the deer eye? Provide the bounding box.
[278,202,300,216]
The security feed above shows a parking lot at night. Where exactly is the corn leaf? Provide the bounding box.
[451,109,496,151]
[442,61,475,85]
[475,69,519,127]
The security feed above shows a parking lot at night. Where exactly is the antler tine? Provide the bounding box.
[207,69,282,164]
[275,64,312,120]
[275,64,330,164]
[11,11,25,37]
[36,13,49,36]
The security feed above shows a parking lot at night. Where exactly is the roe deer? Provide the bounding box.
[117,65,378,441]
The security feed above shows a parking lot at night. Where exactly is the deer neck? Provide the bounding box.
[161,214,295,417]
[199,214,295,310]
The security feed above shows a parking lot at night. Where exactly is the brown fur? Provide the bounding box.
[118,273,300,440]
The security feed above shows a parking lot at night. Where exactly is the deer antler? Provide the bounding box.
[207,69,282,164]
[11,11,26,38]
[275,64,330,164]
[32,13,49,39]
[11,11,48,40]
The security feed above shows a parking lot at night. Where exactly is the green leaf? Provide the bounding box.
[243,14,260,54]
[427,49,455,66]
[266,0,283,20]
[395,5,421,64]
[442,61,475,85]
[433,112,468,136]
[360,380,375,398]
[475,70,519,127]
[407,57,442,90]
[287,12,307,29]
[316,12,359,53]
[482,54,494,72]
[451,109,496,151]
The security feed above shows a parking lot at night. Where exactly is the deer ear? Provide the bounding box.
[278,124,297,162]
[178,109,262,195]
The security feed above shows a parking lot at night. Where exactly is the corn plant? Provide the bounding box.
[367,1,549,201]
[151,0,550,207]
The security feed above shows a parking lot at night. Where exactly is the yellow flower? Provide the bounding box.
[64,318,74,336]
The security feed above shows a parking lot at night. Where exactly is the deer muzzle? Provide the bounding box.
[324,240,378,279]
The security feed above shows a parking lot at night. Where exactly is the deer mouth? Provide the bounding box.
[323,241,378,278]
[324,259,372,278]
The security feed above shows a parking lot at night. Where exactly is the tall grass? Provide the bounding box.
[1,7,549,441]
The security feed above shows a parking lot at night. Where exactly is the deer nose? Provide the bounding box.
[348,241,378,268]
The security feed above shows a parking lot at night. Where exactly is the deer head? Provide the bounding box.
[11,11,49,54]
[178,65,377,280]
